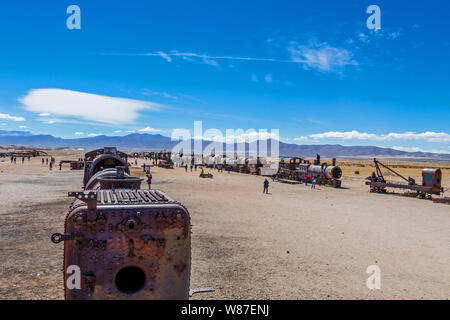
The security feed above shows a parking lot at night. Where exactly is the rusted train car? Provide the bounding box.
[51,147,191,299]
[277,156,343,187]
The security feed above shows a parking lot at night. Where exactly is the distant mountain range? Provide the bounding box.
[1,130,449,160]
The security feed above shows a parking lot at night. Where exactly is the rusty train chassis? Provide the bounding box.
[365,158,443,199]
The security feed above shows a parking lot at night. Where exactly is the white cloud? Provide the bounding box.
[310,130,377,140]
[114,130,122,133]
[264,74,273,83]
[157,51,172,62]
[288,42,357,73]
[74,132,84,136]
[202,58,219,67]
[133,45,358,74]
[39,112,51,116]
[358,33,370,43]
[20,88,164,125]
[392,146,449,154]
[293,136,309,141]
[142,89,178,100]
[87,133,102,137]
[0,113,25,121]
[139,126,160,133]
[386,31,401,39]
[307,130,450,142]
[19,125,28,129]
[143,51,278,64]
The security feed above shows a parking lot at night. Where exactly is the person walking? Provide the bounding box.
[42,158,44,165]
[263,178,269,194]
[59,162,62,170]
[185,164,188,172]
[49,161,53,171]
[311,177,316,189]
[46,158,48,165]
[146,173,152,189]
[305,174,310,186]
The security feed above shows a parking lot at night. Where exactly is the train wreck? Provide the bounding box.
[167,151,343,187]
[277,154,343,187]
[365,158,444,199]
[51,147,192,299]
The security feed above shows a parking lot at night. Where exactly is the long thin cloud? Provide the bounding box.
[141,51,279,62]
[295,130,450,143]
[0,113,26,121]
[108,42,358,73]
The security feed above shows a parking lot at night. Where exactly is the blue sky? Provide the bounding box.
[0,0,449,153]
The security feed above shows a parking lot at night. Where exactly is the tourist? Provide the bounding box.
[146,173,152,189]
[263,178,269,194]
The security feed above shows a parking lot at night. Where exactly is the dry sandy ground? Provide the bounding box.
[0,154,449,300]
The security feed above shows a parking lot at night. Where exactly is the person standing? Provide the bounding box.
[311,177,316,189]
[42,158,44,165]
[305,174,310,186]
[49,161,53,171]
[59,162,62,170]
[146,173,152,189]
[263,178,269,194]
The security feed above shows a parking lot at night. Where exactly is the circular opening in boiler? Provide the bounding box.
[332,167,342,179]
[115,266,146,294]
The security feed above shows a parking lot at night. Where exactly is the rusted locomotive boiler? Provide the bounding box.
[51,147,191,299]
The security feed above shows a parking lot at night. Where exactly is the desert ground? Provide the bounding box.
[0,152,449,299]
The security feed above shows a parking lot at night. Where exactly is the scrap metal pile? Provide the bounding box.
[59,160,85,170]
[51,147,191,299]
[153,151,174,169]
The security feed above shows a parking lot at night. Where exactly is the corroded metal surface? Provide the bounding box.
[52,148,191,300]
[366,158,444,197]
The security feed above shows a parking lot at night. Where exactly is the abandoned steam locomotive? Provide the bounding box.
[277,154,343,187]
[51,147,191,299]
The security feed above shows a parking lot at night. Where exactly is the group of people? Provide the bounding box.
[304,174,317,189]
[40,157,55,170]
[263,174,317,194]
[9,156,31,164]
[180,162,232,174]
